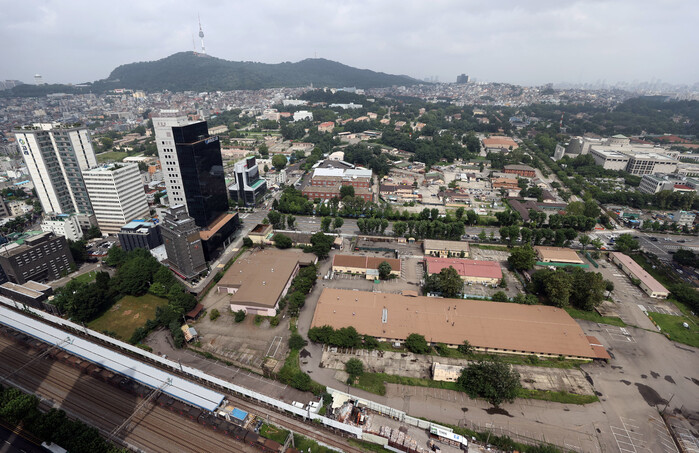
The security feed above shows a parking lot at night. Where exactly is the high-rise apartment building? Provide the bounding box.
[160,205,206,280]
[82,163,149,234]
[14,123,96,226]
[153,111,190,206]
[153,112,229,228]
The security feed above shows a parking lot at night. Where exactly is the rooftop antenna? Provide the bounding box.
[198,14,206,54]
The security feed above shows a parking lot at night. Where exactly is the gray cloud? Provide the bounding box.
[1,0,697,86]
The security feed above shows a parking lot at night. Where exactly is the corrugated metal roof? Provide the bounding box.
[0,305,224,412]
[312,288,603,359]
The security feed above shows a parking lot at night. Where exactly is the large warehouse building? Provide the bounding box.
[610,252,669,298]
[535,246,585,265]
[332,255,401,278]
[311,288,610,360]
[424,256,502,285]
[217,249,316,316]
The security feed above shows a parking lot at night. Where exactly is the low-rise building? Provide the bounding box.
[638,174,699,194]
[303,184,372,202]
[40,214,83,242]
[247,224,273,244]
[673,210,696,227]
[318,121,335,133]
[311,288,610,360]
[0,280,53,310]
[503,164,536,178]
[332,254,401,278]
[118,220,162,252]
[160,205,206,280]
[0,232,75,284]
[423,239,470,258]
[217,248,316,316]
[610,252,669,298]
[482,136,519,153]
[534,246,584,265]
[424,256,502,285]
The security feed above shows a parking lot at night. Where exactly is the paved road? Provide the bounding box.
[0,422,45,453]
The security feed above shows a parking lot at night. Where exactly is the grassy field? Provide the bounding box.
[517,388,599,404]
[72,270,97,284]
[96,151,129,163]
[259,424,289,444]
[292,434,334,453]
[649,312,699,348]
[88,294,167,340]
[565,307,627,327]
[348,439,387,452]
[472,244,510,252]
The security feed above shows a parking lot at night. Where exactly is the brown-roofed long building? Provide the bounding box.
[535,246,584,265]
[423,239,470,258]
[311,288,609,360]
[332,254,401,279]
[610,252,669,298]
[425,256,502,285]
[217,248,317,316]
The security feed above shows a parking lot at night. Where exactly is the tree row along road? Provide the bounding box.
[0,334,253,453]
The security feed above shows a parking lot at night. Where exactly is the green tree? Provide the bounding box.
[614,233,640,254]
[272,154,287,170]
[273,233,293,249]
[209,308,220,321]
[457,340,474,355]
[405,333,430,354]
[378,261,392,280]
[340,185,355,199]
[457,359,521,407]
[345,358,364,383]
[234,310,246,322]
[491,291,509,302]
[673,249,698,267]
[321,216,332,232]
[579,234,590,250]
[569,268,606,311]
[310,232,333,260]
[288,333,308,350]
[105,246,126,267]
[243,237,253,247]
[68,239,88,264]
[258,143,269,157]
[438,266,464,298]
[507,245,537,271]
[332,217,344,230]
[478,229,487,242]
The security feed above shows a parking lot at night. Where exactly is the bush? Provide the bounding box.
[491,291,509,302]
[209,308,220,321]
[457,340,474,355]
[405,333,430,354]
[345,358,364,383]
[270,316,280,327]
[363,335,380,350]
[234,310,246,323]
[289,333,308,350]
[243,237,253,247]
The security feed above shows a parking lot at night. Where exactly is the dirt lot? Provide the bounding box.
[321,348,593,395]
[189,251,292,374]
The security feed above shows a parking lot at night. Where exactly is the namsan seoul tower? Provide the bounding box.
[198,14,206,54]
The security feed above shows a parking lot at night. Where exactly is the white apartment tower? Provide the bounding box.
[82,164,149,234]
[14,123,97,225]
[152,110,190,207]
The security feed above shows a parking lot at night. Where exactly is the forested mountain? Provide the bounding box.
[3,52,421,96]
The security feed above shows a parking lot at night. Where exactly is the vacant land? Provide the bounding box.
[96,151,128,163]
[88,294,167,340]
[565,307,626,327]
[649,312,699,348]
[72,270,97,284]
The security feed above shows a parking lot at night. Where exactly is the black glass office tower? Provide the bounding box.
[171,121,229,228]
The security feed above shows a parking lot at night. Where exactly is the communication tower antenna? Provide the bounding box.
[198,14,206,54]
[192,34,196,53]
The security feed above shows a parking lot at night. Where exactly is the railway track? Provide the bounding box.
[0,335,253,453]
[0,316,366,453]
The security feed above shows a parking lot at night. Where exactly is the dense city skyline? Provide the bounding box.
[2,0,698,87]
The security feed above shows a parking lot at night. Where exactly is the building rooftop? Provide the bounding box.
[610,252,668,295]
[534,246,584,264]
[311,288,606,359]
[332,254,401,272]
[218,249,315,308]
[423,239,471,253]
[424,257,502,280]
[199,213,237,240]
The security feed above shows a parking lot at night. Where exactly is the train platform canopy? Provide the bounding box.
[0,305,224,412]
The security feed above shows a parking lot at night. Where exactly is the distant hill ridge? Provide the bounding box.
[5,52,421,96]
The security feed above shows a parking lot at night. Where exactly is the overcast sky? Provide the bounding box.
[2,0,697,87]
